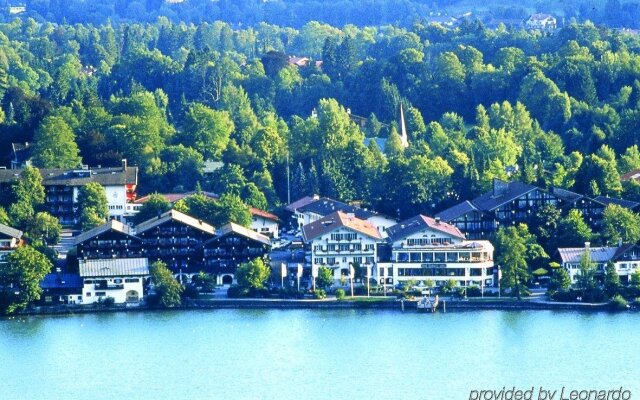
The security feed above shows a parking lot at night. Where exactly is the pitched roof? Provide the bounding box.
[40,273,83,289]
[250,207,279,222]
[558,246,618,264]
[205,222,271,246]
[74,219,140,246]
[528,13,554,21]
[135,209,215,236]
[471,179,540,212]
[79,258,149,277]
[387,215,465,242]
[0,167,138,187]
[621,169,640,182]
[285,195,319,213]
[593,196,640,210]
[551,187,584,203]
[298,197,376,220]
[302,211,382,241]
[435,200,479,222]
[0,223,23,239]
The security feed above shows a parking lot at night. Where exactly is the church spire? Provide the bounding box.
[399,103,409,148]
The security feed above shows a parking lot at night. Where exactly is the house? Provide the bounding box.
[558,242,640,284]
[133,191,279,238]
[10,142,32,169]
[379,215,494,288]
[295,197,396,237]
[135,210,215,281]
[302,211,383,283]
[592,196,639,211]
[558,244,618,283]
[249,207,280,238]
[620,168,640,182]
[39,272,83,305]
[288,56,310,67]
[74,219,144,260]
[201,223,271,285]
[79,258,148,304]
[525,13,557,31]
[8,5,26,15]
[0,160,138,225]
[551,188,608,226]
[0,223,23,265]
[436,179,560,239]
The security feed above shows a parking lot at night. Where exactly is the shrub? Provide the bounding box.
[466,286,482,297]
[227,285,248,298]
[609,295,629,311]
[313,289,327,299]
[103,297,115,307]
[551,289,580,302]
[335,288,346,300]
[182,284,200,299]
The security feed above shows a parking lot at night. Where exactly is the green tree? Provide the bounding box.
[216,193,252,227]
[26,212,62,245]
[316,266,334,289]
[9,166,46,228]
[631,269,640,288]
[556,209,592,248]
[150,261,183,308]
[180,103,234,160]
[32,116,82,168]
[602,204,640,245]
[0,245,52,314]
[236,258,270,291]
[495,225,547,300]
[133,194,171,224]
[77,182,109,230]
[604,261,621,299]
[548,268,572,293]
[0,208,9,225]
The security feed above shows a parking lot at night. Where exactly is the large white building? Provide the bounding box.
[302,211,383,282]
[0,223,22,266]
[79,258,149,304]
[380,215,494,288]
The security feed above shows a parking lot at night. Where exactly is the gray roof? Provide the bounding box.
[387,215,465,243]
[551,187,584,203]
[40,273,83,289]
[435,201,479,222]
[0,167,138,187]
[0,223,23,239]
[135,209,215,236]
[593,196,640,210]
[79,258,149,277]
[558,247,618,264]
[205,222,271,246]
[472,180,540,212]
[298,197,376,220]
[74,219,139,246]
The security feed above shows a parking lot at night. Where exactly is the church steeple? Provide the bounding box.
[399,103,409,148]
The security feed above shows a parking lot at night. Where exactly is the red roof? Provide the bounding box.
[250,207,279,221]
[621,169,640,182]
[302,211,382,241]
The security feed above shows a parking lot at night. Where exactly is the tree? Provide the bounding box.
[0,208,9,225]
[0,246,52,314]
[77,182,109,230]
[556,209,592,247]
[495,224,547,300]
[150,261,183,308]
[602,204,640,245]
[9,166,46,229]
[26,212,62,245]
[316,266,334,289]
[32,116,82,168]
[180,103,234,160]
[216,193,252,227]
[575,251,601,302]
[133,194,171,224]
[604,261,621,299]
[631,269,640,288]
[548,268,572,293]
[236,258,270,291]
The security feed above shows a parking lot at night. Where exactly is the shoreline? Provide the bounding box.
[6,296,634,317]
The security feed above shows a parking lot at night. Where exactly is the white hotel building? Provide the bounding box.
[302,211,382,282]
[379,215,495,288]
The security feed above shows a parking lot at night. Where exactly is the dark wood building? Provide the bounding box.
[135,210,215,277]
[74,219,144,260]
[202,223,271,285]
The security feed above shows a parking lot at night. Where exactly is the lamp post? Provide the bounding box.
[366,263,371,297]
[280,262,287,288]
[349,263,355,298]
[311,264,318,292]
[497,265,502,299]
[296,263,303,292]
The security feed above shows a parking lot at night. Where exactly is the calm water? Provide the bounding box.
[1,309,638,400]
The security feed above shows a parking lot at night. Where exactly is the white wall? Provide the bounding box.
[251,217,279,239]
[81,276,144,304]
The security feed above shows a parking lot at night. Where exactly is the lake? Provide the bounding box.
[1,309,638,400]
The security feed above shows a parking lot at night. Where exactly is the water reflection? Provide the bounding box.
[0,316,44,338]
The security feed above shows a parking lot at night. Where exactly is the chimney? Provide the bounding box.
[618,238,623,247]
[492,179,509,197]
[435,217,441,224]
[122,159,127,171]
[585,242,590,250]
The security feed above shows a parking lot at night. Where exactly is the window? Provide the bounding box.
[95,292,106,297]
[327,257,336,265]
[125,278,140,283]
[314,258,323,264]
[86,293,91,297]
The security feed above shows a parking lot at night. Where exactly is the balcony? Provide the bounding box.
[95,283,125,290]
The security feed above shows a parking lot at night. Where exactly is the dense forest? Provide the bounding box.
[2,15,640,221]
[2,0,640,29]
